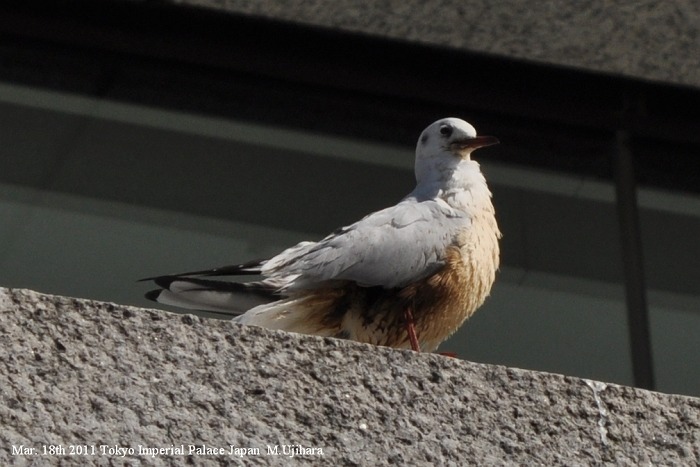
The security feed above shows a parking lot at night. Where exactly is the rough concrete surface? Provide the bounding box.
[174,0,700,89]
[1,287,698,466]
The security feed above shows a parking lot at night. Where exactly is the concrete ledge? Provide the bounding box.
[1,287,698,465]
[175,0,700,89]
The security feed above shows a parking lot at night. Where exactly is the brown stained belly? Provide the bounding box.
[314,245,493,352]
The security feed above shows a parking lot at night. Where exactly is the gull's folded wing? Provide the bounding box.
[263,198,470,290]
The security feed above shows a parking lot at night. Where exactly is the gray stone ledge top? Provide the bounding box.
[1,287,699,466]
[173,0,700,89]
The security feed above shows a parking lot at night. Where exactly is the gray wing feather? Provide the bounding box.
[262,198,469,289]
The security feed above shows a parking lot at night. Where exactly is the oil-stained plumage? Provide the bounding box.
[142,118,501,352]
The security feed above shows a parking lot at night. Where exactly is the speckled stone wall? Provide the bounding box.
[1,287,699,465]
[173,0,700,88]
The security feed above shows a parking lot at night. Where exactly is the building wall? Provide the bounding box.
[183,0,700,88]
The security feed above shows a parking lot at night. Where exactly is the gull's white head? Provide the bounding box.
[414,117,498,185]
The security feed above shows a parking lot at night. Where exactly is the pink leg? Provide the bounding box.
[404,306,421,352]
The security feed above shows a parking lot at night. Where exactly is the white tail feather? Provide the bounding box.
[234,296,337,337]
[156,281,271,315]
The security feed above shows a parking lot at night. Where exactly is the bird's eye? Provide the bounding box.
[439,125,453,137]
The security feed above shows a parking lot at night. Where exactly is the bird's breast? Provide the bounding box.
[331,213,500,352]
[292,204,501,352]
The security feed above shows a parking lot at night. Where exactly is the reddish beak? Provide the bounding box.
[452,135,499,150]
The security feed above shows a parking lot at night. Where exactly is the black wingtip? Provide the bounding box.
[144,289,162,302]
[137,275,170,283]
[138,259,266,285]
[154,275,181,289]
[139,275,181,289]
[180,260,266,277]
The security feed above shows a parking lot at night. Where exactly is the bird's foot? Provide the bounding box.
[437,351,458,358]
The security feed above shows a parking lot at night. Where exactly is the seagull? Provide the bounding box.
[142,118,501,353]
